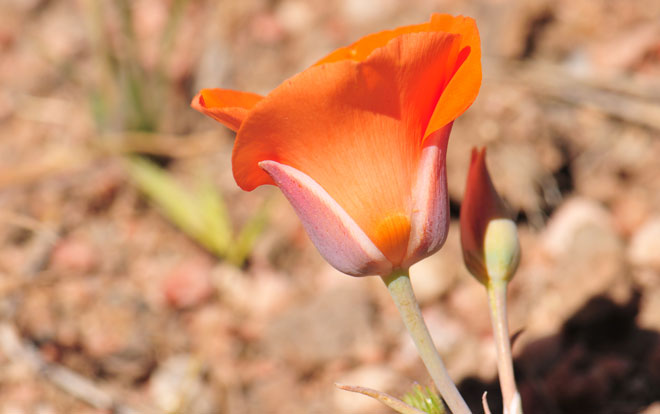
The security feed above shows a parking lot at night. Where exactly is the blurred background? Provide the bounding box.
[1,0,660,413]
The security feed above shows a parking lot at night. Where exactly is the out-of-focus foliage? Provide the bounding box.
[126,157,269,266]
[80,0,270,266]
[83,0,188,133]
[403,385,446,414]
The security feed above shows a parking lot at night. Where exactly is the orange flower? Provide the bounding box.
[192,14,482,276]
[460,148,520,284]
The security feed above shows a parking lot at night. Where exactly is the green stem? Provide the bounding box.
[487,281,522,414]
[382,270,471,414]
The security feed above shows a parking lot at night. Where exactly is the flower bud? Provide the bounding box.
[460,148,520,285]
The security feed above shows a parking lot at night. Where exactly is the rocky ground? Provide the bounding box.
[1,0,660,413]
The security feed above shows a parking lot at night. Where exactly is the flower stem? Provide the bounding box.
[382,270,471,414]
[487,280,522,414]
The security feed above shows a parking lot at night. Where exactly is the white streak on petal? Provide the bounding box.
[259,160,391,276]
[403,125,452,268]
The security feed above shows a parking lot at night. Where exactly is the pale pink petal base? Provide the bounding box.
[403,124,452,269]
[259,160,392,276]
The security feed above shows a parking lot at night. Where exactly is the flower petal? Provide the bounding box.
[191,88,263,132]
[259,160,391,276]
[423,14,482,139]
[233,31,464,266]
[315,13,481,142]
[403,124,452,268]
[314,22,429,65]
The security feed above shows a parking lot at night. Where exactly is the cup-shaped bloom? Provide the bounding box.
[192,14,482,276]
[460,148,520,285]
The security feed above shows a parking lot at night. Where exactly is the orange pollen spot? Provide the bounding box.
[372,213,411,267]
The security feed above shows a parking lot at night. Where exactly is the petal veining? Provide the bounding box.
[259,160,391,276]
[404,125,452,268]
[373,213,411,267]
[233,31,463,254]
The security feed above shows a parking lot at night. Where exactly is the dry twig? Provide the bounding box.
[489,59,660,131]
[0,323,162,414]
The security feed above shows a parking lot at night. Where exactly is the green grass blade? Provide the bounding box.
[197,177,232,257]
[126,156,203,243]
[226,197,271,267]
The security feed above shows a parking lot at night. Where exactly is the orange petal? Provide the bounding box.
[315,14,481,142]
[314,22,428,65]
[233,31,463,266]
[260,160,391,276]
[191,88,263,132]
[423,14,481,139]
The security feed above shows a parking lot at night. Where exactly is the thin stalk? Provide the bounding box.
[335,384,427,414]
[382,270,471,414]
[487,281,522,414]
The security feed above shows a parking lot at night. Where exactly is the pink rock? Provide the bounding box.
[611,192,650,237]
[50,237,98,274]
[541,197,613,258]
[162,259,214,309]
[628,217,660,270]
[250,13,285,45]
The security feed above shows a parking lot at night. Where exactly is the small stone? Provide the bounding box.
[525,202,626,338]
[250,13,285,45]
[611,191,650,237]
[215,267,292,317]
[541,197,613,258]
[423,304,466,353]
[340,0,397,25]
[642,402,660,414]
[244,369,301,414]
[163,258,214,309]
[409,243,460,305]
[448,335,497,381]
[628,217,660,269]
[264,287,377,371]
[275,0,315,34]
[149,354,217,414]
[638,286,660,331]
[184,304,238,384]
[79,297,155,382]
[16,290,56,343]
[50,236,98,274]
[33,404,56,414]
[446,280,491,336]
[1,402,26,414]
